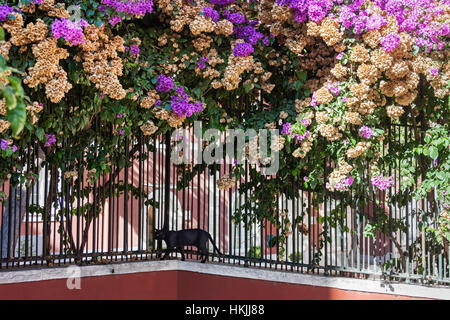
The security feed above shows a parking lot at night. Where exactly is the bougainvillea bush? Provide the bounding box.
[0,0,448,267]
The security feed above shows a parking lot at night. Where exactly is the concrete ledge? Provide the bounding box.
[0,260,449,300]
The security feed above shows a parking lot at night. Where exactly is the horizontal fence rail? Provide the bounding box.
[0,123,448,285]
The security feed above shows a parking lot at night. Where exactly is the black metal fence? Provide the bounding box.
[0,122,448,285]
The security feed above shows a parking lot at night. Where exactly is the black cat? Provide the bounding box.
[154,228,223,263]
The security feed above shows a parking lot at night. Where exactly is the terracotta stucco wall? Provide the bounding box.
[0,270,430,300]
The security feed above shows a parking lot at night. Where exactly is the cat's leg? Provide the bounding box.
[162,247,172,260]
[201,248,208,263]
[178,247,186,261]
[197,248,203,261]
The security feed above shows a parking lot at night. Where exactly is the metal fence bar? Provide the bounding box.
[0,121,448,286]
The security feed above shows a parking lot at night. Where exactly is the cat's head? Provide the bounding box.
[154,229,165,240]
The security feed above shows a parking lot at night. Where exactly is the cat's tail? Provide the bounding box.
[208,234,223,256]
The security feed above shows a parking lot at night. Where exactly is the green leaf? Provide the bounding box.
[35,127,45,141]
[3,86,17,110]
[244,83,252,93]
[436,172,447,181]
[8,76,24,97]
[298,71,307,82]
[7,100,26,137]
[429,146,439,161]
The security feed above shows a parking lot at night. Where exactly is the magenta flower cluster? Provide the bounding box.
[208,0,236,5]
[358,126,374,139]
[155,75,203,117]
[156,74,174,93]
[197,56,209,70]
[45,134,56,147]
[170,86,204,118]
[233,42,254,57]
[366,14,388,31]
[310,95,318,107]
[0,4,13,22]
[327,82,340,96]
[326,176,355,192]
[376,0,448,51]
[0,0,43,22]
[101,0,154,17]
[227,12,246,24]
[130,44,140,55]
[125,44,140,55]
[203,7,220,22]
[281,122,310,141]
[202,3,269,55]
[275,0,448,52]
[109,15,122,26]
[338,2,387,35]
[371,175,395,190]
[276,0,335,23]
[429,68,439,76]
[233,20,267,46]
[380,33,400,52]
[0,139,8,151]
[51,18,88,46]
[281,122,291,135]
